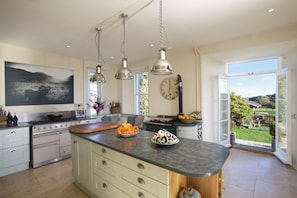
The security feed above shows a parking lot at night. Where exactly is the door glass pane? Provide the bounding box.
[218,77,229,144]
[277,73,287,154]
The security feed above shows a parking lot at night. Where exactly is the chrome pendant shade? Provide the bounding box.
[151,48,173,75]
[151,0,173,75]
[90,64,106,83]
[115,13,134,80]
[90,28,106,83]
[115,57,133,80]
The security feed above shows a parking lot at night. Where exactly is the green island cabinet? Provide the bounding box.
[70,125,229,198]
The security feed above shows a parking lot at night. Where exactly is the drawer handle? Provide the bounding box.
[101,148,107,153]
[137,163,145,170]
[73,141,77,144]
[10,149,17,152]
[10,131,16,134]
[137,177,145,185]
[138,192,145,198]
[102,183,108,189]
[102,160,107,165]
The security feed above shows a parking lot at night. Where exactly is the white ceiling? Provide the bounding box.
[1,0,297,65]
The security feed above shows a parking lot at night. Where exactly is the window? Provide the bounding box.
[134,70,149,115]
[88,69,102,116]
[227,58,279,76]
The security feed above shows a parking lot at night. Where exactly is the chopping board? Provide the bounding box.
[69,122,119,134]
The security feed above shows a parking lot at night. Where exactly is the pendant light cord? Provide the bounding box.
[159,0,164,49]
[159,0,171,50]
[96,28,105,65]
[121,14,127,58]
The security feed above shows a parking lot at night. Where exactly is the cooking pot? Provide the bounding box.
[47,113,63,121]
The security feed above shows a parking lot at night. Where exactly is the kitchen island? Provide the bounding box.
[69,124,229,198]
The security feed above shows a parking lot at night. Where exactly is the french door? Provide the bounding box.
[218,76,230,145]
[275,69,292,164]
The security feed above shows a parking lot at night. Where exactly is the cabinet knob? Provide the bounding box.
[102,160,107,165]
[101,148,107,153]
[138,192,145,198]
[73,141,77,144]
[102,183,108,189]
[137,163,145,170]
[137,177,145,185]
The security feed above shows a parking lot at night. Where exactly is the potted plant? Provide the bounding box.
[110,101,121,114]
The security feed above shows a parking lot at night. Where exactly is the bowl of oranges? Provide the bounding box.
[117,123,139,137]
[178,113,197,124]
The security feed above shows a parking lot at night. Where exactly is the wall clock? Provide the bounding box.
[160,77,179,100]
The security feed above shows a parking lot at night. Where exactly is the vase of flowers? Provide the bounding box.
[90,97,105,116]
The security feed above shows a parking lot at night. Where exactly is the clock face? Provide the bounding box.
[160,78,179,100]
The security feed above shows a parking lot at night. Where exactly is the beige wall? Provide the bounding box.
[0,43,118,115]
[128,48,201,116]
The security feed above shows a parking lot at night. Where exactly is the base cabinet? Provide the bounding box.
[0,127,30,177]
[71,135,92,196]
[72,135,223,198]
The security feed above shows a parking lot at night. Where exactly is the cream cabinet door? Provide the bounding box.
[71,135,92,193]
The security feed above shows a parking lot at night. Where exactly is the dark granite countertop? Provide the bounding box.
[70,129,229,177]
[0,122,31,129]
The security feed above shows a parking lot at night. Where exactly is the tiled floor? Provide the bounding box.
[1,148,297,198]
[223,149,297,198]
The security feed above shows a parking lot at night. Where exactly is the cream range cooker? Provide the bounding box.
[29,118,95,168]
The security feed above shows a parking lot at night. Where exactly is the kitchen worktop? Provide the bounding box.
[0,122,31,129]
[70,128,229,177]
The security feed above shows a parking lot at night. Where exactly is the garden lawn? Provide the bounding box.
[234,126,272,144]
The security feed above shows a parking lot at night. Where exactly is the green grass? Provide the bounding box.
[234,126,272,143]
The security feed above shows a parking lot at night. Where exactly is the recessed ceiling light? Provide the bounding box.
[110,56,114,59]
[150,44,154,47]
[268,8,274,13]
[65,44,71,48]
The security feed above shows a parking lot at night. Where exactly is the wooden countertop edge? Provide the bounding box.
[69,121,119,133]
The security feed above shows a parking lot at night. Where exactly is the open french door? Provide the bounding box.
[218,76,230,145]
[275,69,292,164]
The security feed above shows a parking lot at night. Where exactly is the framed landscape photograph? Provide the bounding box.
[5,61,74,106]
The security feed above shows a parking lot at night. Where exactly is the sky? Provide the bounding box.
[228,58,278,98]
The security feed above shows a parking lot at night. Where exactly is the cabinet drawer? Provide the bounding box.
[0,127,29,149]
[92,143,123,161]
[93,174,122,198]
[121,167,169,198]
[121,179,159,198]
[0,145,29,168]
[92,153,121,187]
[60,145,71,156]
[120,154,169,185]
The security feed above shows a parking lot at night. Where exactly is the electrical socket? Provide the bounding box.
[74,103,82,108]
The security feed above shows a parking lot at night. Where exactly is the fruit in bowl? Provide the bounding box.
[117,123,139,137]
[178,113,197,124]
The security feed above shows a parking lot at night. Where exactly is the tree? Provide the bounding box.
[230,92,253,126]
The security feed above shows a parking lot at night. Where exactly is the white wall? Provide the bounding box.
[198,26,297,169]
[200,56,225,142]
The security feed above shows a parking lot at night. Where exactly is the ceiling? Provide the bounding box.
[1,0,297,65]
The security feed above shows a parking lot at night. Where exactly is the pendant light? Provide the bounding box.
[90,28,106,83]
[115,13,134,80]
[151,0,173,75]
